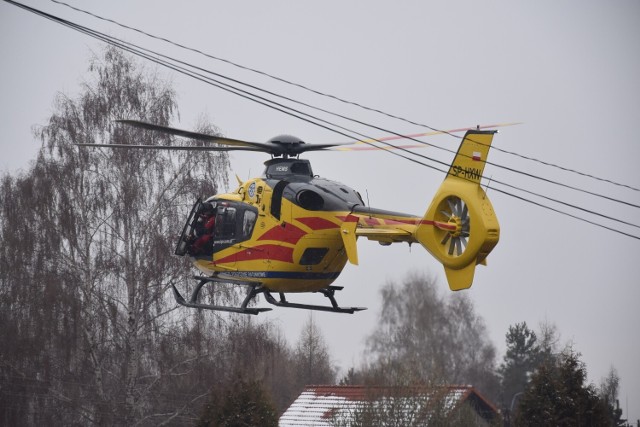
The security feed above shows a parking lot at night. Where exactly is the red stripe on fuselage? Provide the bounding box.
[258,222,307,244]
[215,245,294,264]
[296,217,340,230]
[337,214,418,226]
[383,218,419,225]
[419,219,457,231]
[344,214,359,223]
[364,217,380,226]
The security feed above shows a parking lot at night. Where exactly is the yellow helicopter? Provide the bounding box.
[82,121,500,314]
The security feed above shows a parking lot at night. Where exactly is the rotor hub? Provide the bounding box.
[267,134,305,145]
[448,215,463,238]
[437,196,470,257]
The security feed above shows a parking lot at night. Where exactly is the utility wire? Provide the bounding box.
[62,22,640,230]
[42,1,640,211]
[4,0,639,240]
[48,0,640,194]
[77,22,640,231]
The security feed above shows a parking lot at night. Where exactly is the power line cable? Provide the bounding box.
[4,0,639,240]
[90,32,640,229]
[8,0,640,236]
[489,184,640,241]
[47,0,640,194]
[80,31,640,231]
[42,0,640,209]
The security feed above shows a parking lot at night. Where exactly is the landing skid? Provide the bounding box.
[171,276,366,315]
[263,287,366,314]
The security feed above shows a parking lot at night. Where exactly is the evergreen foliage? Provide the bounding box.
[498,322,540,412]
[197,378,278,427]
[515,348,609,426]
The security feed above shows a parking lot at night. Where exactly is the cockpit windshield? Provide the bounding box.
[175,199,258,257]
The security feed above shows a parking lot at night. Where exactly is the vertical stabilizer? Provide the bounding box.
[447,130,495,185]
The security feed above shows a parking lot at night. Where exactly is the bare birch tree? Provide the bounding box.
[364,272,499,400]
[0,45,229,425]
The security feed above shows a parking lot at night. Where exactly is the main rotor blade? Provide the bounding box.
[334,122,521,151]
[75,143,264,152]
[291,142,352,152]
[117,120,273,150]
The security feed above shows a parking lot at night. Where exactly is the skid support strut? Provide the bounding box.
[172,276,272,315]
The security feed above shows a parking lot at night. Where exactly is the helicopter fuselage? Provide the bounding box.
[177,157,419,293]
[83,122,501,313]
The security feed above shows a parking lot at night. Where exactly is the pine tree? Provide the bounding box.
[499,322,539,413]
[515,348,609,426]
[599,367,627,426]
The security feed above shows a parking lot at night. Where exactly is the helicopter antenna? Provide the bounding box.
[365,190,371,217]
[483,175,493,200]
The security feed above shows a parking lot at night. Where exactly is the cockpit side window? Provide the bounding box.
[242,210,257,239]
[215,207,236,239]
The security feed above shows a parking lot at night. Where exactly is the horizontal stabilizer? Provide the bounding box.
[355,228,412,241]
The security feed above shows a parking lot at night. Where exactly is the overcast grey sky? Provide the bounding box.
[2,0,639,420]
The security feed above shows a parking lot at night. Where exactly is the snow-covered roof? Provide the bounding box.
[279,385,498,426]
